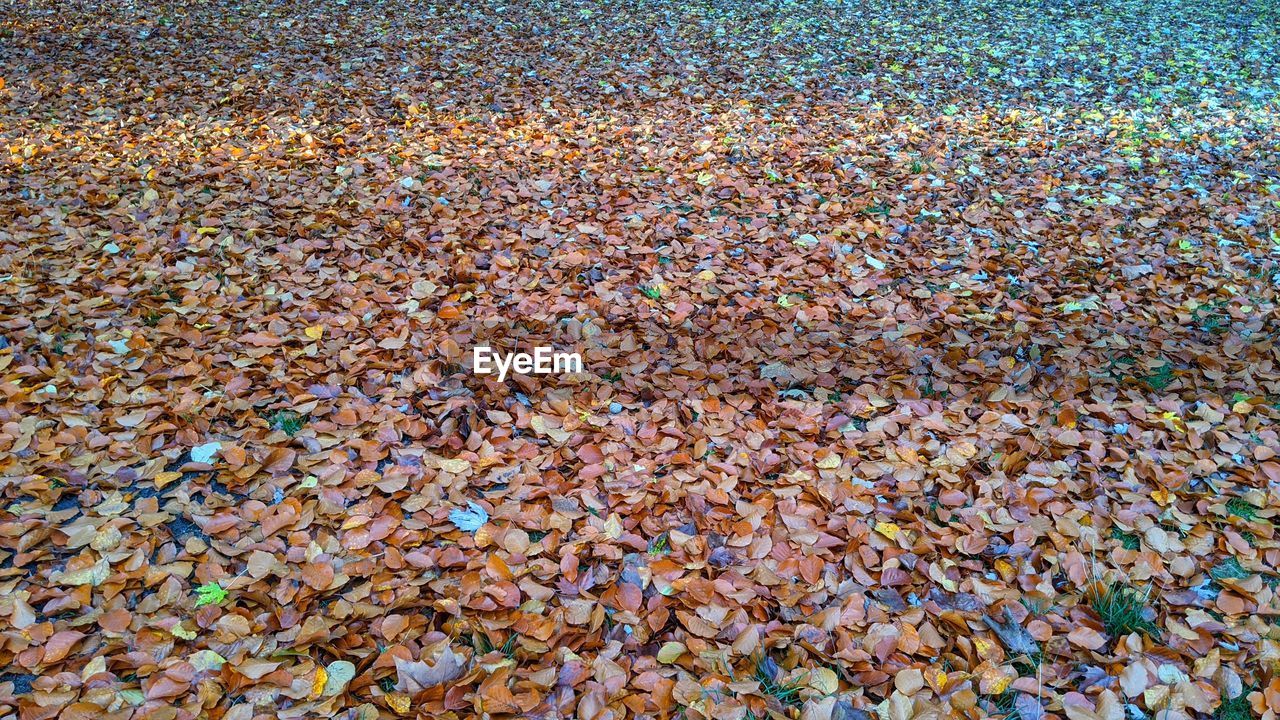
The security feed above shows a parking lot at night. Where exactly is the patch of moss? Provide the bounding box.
[1111,527,1140,550]
[1210,557,1251,582]
[267,410,306,436]
[1226,498,1258,522]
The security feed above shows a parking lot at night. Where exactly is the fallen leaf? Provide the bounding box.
[395,645,468,693]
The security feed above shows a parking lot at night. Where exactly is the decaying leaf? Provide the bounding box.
[395,645,468,693]
[323,660,357,696]
[983,607,1040,658]
[448,502,489,532]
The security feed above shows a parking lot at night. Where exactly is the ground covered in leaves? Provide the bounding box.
[2,0,1280,718]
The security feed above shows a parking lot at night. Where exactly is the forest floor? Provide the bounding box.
[1,0,1279,718]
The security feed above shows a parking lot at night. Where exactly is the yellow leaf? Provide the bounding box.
[171,623,197,641]
[439,458,471,474]
[154,471,183,488]
[189,650,226,672]
[979,665,1012,695]
[304,325,325,340]
[816,454,842,470]
[82,656,107,679]
[388,694,412,714]
[311,666,328,699]
[875,521,901,540]
[696,270,716,281]
[810,667,839,694]
[925,666,948,692]
[657,642,686,663]
[603,513,623,540]
[972,636,995,657]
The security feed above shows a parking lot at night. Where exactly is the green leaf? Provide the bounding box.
[324,660,358,696]
[194,582,229,607]
[190,649,227,671]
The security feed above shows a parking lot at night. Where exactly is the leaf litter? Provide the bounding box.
[0,0,1278,718]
